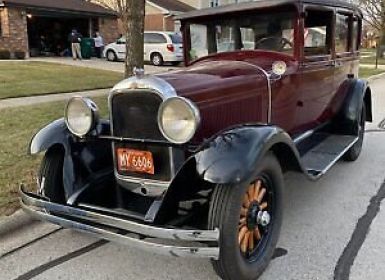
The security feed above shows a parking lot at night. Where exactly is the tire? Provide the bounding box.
[38,147,66,203]
[343,103,366,161]
[208,153,283,280]
[106,50,117,62]
[151,53,164,66]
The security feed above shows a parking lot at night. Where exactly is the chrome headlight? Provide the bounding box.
[65,97,99,137]
[158,97,200,144]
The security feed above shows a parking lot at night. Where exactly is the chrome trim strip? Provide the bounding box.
[293,129,316,144]
[317,137,359,177]
[20,187,219,242]
[237,62,273,123]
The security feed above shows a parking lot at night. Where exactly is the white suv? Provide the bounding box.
[104,31,184,66]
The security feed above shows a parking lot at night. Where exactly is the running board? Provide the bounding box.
[298,133,358,178]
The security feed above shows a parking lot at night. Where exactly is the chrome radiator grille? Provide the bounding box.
[111,91,165,140]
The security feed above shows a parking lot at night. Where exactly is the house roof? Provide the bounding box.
[148,0,195,13]
[0,0,116,17]
[177,0,361,20]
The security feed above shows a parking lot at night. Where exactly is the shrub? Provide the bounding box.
[14,51,26,60]
[0,50,11,59]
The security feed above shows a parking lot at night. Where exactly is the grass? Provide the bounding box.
[359,67,385,78]
[0,62,123,99]
[0,97,108,216]
[359,48,385,65]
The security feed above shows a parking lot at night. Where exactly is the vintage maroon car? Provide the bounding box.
[21,1,371,279]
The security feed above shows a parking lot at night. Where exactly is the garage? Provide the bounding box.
[0,0,119,58]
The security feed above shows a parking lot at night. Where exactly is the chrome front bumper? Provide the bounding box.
[20,186,220,259]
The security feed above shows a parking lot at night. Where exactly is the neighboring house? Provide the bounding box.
[145,0,195,32]
[0,0,118,58]
[179,0,252,9]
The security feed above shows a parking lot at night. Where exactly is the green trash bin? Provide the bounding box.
[81,38,94,59]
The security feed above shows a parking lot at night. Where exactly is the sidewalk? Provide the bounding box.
[0,88,109,110]
[29,57,179,74]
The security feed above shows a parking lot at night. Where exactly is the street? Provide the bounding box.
[0,77,385,280]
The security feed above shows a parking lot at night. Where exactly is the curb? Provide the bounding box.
[0,209,36,237]
[367,72,385,82]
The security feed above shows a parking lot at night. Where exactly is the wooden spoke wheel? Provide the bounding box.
[238,179,271,259]
[208,153,283,280]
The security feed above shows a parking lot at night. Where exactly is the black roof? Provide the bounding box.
[176,0,361,21]
[0,0,116,17]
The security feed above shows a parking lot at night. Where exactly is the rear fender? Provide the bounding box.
[30,119,113,199]
[333,79,372,135]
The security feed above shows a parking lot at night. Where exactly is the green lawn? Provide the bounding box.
[359,67,385,78]
[0,97,108,216]
[360,48,385,65]
[0,62,123,99]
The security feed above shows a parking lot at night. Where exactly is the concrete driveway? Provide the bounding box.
[0,78,385,280]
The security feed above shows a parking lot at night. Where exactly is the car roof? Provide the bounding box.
[176,0,362,21]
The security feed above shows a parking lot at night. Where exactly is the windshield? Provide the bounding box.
[187,11,295,62]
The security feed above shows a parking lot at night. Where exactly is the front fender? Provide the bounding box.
[194,125,300,185]
[29,119,113,199]
[30,118,70,155]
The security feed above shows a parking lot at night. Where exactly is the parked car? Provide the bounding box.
[22,1,370,280]
[103,31,184,66]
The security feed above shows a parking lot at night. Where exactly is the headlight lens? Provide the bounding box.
[158,97,200,144]
[65,97,99,137]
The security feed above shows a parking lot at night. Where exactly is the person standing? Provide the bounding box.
[69,29,82,60]
[94,32,104,58]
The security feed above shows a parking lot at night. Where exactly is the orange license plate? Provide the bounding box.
[116,148,155,175]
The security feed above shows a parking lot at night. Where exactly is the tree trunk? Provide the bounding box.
[124,0,145,77]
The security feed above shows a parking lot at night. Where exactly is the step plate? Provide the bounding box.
[300,133,358,175]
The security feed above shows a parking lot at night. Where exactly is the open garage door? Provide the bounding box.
[27,12,98,57]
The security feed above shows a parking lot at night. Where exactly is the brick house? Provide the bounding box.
[145,0,195,32]
[0,0,118,58]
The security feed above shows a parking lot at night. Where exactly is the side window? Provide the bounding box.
[304,10,333,58]
[145,33,167,44]
[335,14,349,53]
[351,17,360,51]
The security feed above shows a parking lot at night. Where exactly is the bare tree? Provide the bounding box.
[357,0,385,58]
[91,0,145,77]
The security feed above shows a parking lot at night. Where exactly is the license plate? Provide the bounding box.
[116,148,154,175]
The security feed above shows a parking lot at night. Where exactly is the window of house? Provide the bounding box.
[335,13,349,53]
[304,10,333,57]
[144,33,167,44]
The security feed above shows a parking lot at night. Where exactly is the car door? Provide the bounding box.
[333,12,360,113]
[296,8,337,132]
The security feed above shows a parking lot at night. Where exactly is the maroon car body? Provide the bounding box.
[21,1,372,280]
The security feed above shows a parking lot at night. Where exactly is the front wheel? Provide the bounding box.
[208,153,283,280]
[106,50,117,62]
[38,147,66,203]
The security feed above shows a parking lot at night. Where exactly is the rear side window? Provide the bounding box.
[351,17,360,51]
[144,33,167,44]
[169,34,182,44]
[304,10,333,57]
[335,14,349,53]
